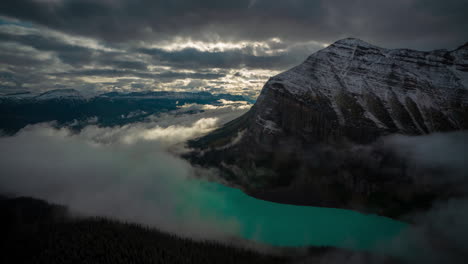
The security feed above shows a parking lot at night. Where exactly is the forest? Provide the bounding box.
[0,196,303,264]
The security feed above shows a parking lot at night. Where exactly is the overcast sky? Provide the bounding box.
[0,0,467,97]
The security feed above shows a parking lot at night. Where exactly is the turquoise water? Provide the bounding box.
[175,179,408,252]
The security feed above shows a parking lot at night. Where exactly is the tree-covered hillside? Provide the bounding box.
[0,197,290,264]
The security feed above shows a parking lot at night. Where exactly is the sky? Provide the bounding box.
[0,0,467,98]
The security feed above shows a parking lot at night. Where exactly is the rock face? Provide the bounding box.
[253,38,468,144]
[188,38,468,217]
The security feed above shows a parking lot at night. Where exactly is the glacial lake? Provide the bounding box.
[176,180,409,252]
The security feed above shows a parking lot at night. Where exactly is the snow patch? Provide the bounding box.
[256,116,281,134]
[35,89,83,100]
[215,130,246,150]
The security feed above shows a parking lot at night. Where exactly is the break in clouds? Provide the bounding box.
[1,0,467,98]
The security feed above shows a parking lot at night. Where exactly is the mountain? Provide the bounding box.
[0,90,248,133]
[188,38,468,217]
[34,89,85,101]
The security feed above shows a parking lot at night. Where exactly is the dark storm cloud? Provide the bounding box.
[0,26,236,93]
[139,47,303,70]
[0,26,302,73]
[0,32,140,69]
[0,0,467,49]
[0,19,300,95]
[1,0,467,95]
[54,69,225,80]
[0,52,44,68]
[107,60,148,71]
[0,32,92,57]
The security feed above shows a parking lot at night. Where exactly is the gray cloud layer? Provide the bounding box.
[0,16,297,96]
[1,0,467,49]
[380,131,468,264]
[1,0,467,96]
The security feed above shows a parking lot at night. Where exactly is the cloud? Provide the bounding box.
[1,0,466,49]
[1,1,467,97]
[0,92,264,248]
[0,109,251,242]
[274,131,468,263]
[76,117,220,146]
[383,131,468,187]
[371,131,468,264]
[138,42,313,70]
[0,99,295,256]
[53,69,225,80]
[0,18,290,95]
[49,99,252,147]
[178,99,252,111]
[0,98,467,263]
[374,198,468,264]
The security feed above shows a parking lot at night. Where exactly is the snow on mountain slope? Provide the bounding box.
[34,89,84,100]
[272,38,467,98]
[0,91,37,100]
[187,39,468,215]
[252,38,468,140]
[1,89,247,103]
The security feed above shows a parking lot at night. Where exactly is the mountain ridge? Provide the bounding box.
[248,37,468,144]
[1,89,249,102]
[0,90,249,134]
[187,38,468,217]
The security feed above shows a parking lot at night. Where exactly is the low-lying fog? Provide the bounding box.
[1,100,468,263]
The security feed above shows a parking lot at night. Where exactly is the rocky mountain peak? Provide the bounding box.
[191,38,468,156]
[331,37,379,49]
[270,38,467,104]
[187,39,468,216]
[456,42,468,50]
[35,89,83,100]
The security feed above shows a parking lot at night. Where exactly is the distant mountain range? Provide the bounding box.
[0,89,250,133]
[188,38,468,217]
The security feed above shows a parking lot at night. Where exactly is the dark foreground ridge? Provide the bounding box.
[0,196,288,264]
[0,196,398,264]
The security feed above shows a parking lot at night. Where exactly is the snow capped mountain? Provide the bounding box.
[273,38,467,101]
[0,89,84,101]
[250,38,468,143]
[0,91,37,100]
[193,37,468,156]
[34,89,84,101]
[191,38,468,154]
[1,89,247,103]
[187,38,468,215]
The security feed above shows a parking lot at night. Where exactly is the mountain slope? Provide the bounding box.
[0,90,248,134]
[250,38,467,144]
[188,38,468,217]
